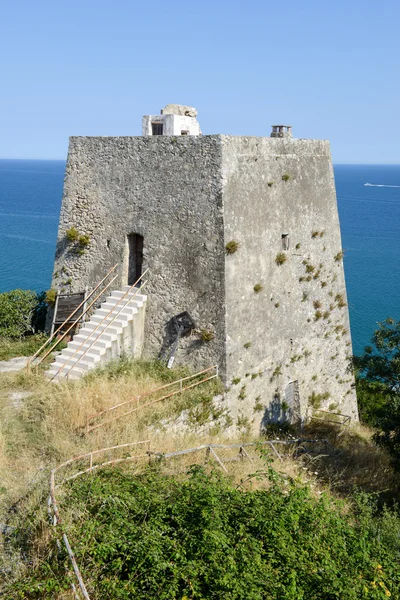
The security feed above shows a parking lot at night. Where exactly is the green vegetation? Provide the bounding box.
[78,234,90,248]
[231,377,241,385]
[0,333,47,361]
[308,390,330,409]
[281,173,291,181]
[238,385,247,399]
[200,329,215,342]
[311,230,319,238]
[253,283,263,293]
[65,227,91,254]
[335,293,347,308]
[267,181,274,187]
[0,289,46,339]
[225,240,240,255]
[5,464,400,599]
[355,318,400,463]
[45,288,57,306]
[334,250,345,262]
[65,226,79,242]
[275,252,287,265]
[243,341,252,349]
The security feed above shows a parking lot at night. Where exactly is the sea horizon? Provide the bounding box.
[0,159,399,356]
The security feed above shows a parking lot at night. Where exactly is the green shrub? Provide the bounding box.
[243,341,252,349]
[253,283,263,293]
[0,289,42,339]
[281,173,291,181]
[6,467,400,599]
[45,288,57,306]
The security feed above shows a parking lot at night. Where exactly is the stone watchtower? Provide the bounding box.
[51,104,358,428]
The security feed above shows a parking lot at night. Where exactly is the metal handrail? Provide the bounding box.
[86,366,219,434]
[35,273,119,371]
[50,271,148,381]
[27,264,118,370]
[311,409,351,426]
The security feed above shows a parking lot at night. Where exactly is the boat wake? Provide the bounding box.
[364,183,400,188]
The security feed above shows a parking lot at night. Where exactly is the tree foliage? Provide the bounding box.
[0,289,45,339]
[355,318,400,460]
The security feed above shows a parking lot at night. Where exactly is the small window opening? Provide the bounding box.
[181,130,189,135]
[281,233,290,251]
[127,233,144,286]
[151,122,164,135]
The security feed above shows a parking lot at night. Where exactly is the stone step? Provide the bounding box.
[60,346,105,361]
[45,287,147,382]
[70,336,108,349]
[94,307,137,320]
[109,290,146,304]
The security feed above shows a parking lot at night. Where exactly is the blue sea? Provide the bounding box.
[0,159,399,356]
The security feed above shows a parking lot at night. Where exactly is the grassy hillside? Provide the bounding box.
[1,348,400,598]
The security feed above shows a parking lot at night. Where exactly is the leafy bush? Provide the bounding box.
[355,318,400,462]
[6,466,400,599]
[0,289,43,339]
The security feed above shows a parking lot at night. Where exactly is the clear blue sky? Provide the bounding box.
[1,0,399,163]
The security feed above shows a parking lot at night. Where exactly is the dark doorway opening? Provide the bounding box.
[127,233,144,286]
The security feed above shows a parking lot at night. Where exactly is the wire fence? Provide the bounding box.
[47,436,329,599]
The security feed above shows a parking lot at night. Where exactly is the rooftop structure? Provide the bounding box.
[270,125,293,138]
[142,103,201,136]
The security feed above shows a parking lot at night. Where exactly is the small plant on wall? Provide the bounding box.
[275,253,287,266]
[65,227,79,242]
[66,227,91,255]
[225,240,240,255]
[200,329,215,342]
[334,250,345,262]
[45,288,57,306]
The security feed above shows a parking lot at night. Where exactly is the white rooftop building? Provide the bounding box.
[142,104,201,136]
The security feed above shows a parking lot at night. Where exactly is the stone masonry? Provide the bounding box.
[51,126,359,432]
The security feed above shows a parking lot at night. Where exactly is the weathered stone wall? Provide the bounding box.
[51,135,227,374]
[52,133,358,431]
[221,136,358,431]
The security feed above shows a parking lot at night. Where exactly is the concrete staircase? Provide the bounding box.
[45,287,147,382]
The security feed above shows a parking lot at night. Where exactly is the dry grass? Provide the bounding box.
[1,356,399,528]
[0,358,226,511]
